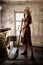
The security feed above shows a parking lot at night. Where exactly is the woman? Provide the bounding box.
[20,7,34,59]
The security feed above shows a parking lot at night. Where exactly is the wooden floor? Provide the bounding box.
[0,46,43,65]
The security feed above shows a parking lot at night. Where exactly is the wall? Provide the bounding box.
[0,5,2,28]
[1,2,43,46]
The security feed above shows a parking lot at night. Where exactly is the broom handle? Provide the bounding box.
[18,19,23,49]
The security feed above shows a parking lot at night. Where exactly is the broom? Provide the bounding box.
[15,19,23,59]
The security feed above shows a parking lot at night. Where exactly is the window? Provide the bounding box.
[16,12,24,36]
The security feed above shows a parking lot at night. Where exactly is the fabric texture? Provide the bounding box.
[22,15,32,46]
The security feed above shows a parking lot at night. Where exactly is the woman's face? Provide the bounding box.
[24,9,27,15]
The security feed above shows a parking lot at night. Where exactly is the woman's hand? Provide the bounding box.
[22,18,24,22]
[20,29,22,33]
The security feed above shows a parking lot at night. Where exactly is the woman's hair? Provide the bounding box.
[26,9,31,16]
[24,7,30,16]
[24,8,32,24]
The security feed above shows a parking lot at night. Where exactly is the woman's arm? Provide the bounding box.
[20,22,27,33]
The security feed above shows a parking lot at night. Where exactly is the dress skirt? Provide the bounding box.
[23,26,32,46]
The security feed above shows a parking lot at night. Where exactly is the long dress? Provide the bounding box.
[23,14,32,46]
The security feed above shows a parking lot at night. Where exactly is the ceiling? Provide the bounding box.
[0,0,43,5]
